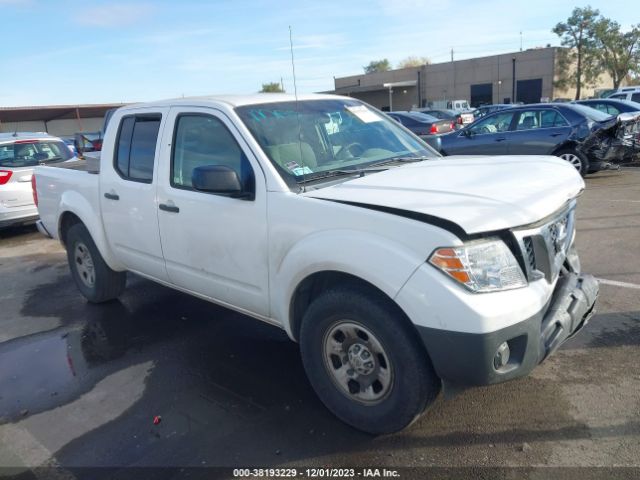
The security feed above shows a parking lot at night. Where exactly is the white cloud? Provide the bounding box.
[74,3,153,27]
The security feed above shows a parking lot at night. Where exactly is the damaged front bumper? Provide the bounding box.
[580,112,640,164]
[416,268,599,387]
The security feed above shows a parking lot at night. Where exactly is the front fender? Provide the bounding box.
[58,190,125,271]
[271,229,426,338]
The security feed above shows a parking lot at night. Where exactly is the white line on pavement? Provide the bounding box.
[597,278,640,290]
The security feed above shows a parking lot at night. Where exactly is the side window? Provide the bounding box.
[469,111,514,134]
[540,110,569,128]
[516,111,541,130]
[115,115,161,183]
[632,93,640,103]
[171,114,251,191]
[609,94,626,100]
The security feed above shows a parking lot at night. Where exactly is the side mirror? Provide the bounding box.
[192,165,251,199]
[462,128,472,138]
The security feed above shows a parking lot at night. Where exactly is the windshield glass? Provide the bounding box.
[235,99,439,182]
[0,140,73,167]
[569,104,613,122]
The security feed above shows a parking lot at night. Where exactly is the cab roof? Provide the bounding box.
[118,93,346,111]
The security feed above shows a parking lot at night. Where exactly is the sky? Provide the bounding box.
[0,0,638,107]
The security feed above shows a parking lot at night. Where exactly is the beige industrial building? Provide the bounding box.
[0,104,125,137]
[333,47,613,111]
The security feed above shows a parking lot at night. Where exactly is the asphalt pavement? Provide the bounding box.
[0,169,638,479]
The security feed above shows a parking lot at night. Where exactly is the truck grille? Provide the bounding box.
[513,206,576,283]
[523,237,536,270]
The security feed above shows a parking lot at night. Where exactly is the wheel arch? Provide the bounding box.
[57,191,125,271]
[551,140,579,156]
[288,270,424,351]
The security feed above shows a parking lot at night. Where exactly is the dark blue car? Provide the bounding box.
[573,98,640,116]
[438,103,623,176]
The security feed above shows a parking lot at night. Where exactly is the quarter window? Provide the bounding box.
[115,115,161,183]
[171,114,252,191]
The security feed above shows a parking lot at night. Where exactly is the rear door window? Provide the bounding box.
[540,110,569,127]
[115,115,161,183]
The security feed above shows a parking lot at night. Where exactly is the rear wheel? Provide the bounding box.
[299,287,441,434]
[66,223,126,303]
[556,148,589,177]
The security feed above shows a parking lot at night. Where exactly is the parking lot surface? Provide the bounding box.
[0,169,639,477]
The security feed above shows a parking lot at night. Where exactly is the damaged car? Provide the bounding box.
[579,110,640,164]
[436,103,638,176]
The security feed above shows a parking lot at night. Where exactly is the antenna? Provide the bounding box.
[520,31,523,52]
[289,25,307,191]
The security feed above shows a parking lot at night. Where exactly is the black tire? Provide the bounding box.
[299,287,441,435]
[66,223,126,303]
[556,148,589,177]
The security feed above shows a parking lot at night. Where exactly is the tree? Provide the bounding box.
[593,19,640,89]
[260,82,284,93]
[363,59,391,74]
[397,56,431,69]
[553,6,602,99]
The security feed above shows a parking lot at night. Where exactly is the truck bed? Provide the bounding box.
[34,162,101,240]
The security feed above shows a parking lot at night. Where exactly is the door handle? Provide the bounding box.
[159,203,179,213]
[104,192,119,200]
[550,133,563,137]
[495,137,506,142]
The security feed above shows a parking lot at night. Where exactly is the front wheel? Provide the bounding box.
[556,148,589,177]
[299,287,441,435]
[66,223,126,303]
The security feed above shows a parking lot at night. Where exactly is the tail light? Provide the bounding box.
[31,174,38,206]
[457,116,464,124]
[430,124,438,134]
[0,170,12,186]
[450,122,455,130]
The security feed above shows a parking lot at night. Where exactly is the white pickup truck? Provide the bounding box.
[33,94,598,434]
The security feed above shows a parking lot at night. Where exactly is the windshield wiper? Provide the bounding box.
[368,155,432,167]
[299,167,384,183]
[298,156,432,184]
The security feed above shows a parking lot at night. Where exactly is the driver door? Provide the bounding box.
[156,107,270,318]
[447,111,515,155]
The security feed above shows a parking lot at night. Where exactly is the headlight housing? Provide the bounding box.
[429,238,527,293]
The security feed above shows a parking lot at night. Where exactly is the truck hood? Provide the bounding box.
[304,156,584,235]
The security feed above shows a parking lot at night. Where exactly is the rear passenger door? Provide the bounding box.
[100,109,170,281]
[507,109,571,155]
[155,107,269,318]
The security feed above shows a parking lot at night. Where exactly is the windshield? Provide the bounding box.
[235,99,439,182]
[569,104,614,122]
[0,140,73,167]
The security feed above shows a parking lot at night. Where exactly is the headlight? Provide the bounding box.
[429,238,527,293]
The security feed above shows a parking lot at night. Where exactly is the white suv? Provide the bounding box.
[608,87,640,103]
[0,132,75,228]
